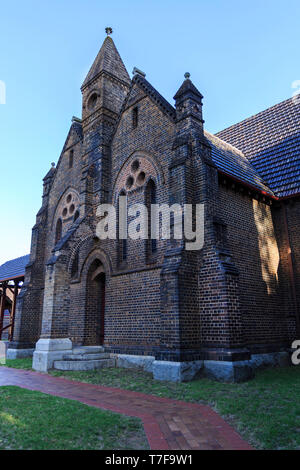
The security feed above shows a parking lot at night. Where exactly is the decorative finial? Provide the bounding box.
[105,27,113,36]
[51,162,56,168]
[184,72,191,79]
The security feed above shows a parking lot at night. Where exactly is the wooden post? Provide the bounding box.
[0,282,7,340]
[9,281,19,341]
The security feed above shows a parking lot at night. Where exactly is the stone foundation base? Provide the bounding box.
[111,350,291,383]
[32,338,73,372]
[152,360,204,382]
[203,360,254,382]
[250,351,290,369]
[29,344,291,381]
[6,348,34,359]
[115,354,155,373]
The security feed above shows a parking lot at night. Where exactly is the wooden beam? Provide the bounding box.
[0,282,7,340]
[9,281,19,341]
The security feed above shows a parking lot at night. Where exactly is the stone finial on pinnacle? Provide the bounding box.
[184,72,191,79]
[105,27,113,36]
[51,162,56,168]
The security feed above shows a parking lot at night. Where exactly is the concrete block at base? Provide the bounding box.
[32,338,73,372]
[203,360,254,383]
[116,354,155,373]
[250,352,290,370]
[152,360,203,382]
[6,348,34,359]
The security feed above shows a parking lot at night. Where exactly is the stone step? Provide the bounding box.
[63,353,111,361]
[53,358,116,371]
[72,346,105,355]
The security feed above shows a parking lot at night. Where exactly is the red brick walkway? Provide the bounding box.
[0,367,252,450]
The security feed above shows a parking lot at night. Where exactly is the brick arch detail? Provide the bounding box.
[51,187,80,231]
[67,245,112,345]
[111,151,165,203]
[67,233,94,276]
[79,247,112,282]
[84,259,106,345]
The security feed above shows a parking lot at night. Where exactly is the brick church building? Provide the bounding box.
[7,32,300,382]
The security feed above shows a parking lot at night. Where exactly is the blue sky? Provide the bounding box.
[0,0,300,265]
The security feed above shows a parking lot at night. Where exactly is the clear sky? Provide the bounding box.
[0,0,300,265]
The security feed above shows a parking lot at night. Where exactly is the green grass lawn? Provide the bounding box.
[0,385,148,450]
[2,359,300,450]
[2,358,33,370]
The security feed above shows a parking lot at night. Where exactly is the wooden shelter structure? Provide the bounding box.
[0,255,29,341]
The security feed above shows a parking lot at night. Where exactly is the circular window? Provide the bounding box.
[137,171,146,185]
[126,176,134,189]
[62,208,68,217]
[66,194,72,203]
[69,204,75,215]
[88,93,98,110]
[131,160,140,172]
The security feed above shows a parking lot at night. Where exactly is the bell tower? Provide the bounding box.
[81,29,131,207]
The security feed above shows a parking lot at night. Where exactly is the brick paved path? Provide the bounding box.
[0,367,252,450]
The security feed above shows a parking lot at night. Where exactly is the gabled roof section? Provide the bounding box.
[60,120,83,156]
[130,74,177,121]
[43,165,56,182]
[114,73,275,197]
[45,120,83,184]
[82,37,131,90]
[205,131,275,196]
[216,97,300,198]
[112,73,177,140]
[71,118,83,140]
[0,255,30,282]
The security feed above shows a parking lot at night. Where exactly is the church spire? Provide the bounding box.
[81,30,131,90]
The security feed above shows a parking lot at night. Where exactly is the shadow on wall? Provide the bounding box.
[252,199,280,295]
[220,184,294,346]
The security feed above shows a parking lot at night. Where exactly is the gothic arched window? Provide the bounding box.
[118,191,127,263]
[74,210,80,222]
[146,180,157,257]
[55,218,62,245]
[69,150,74,169]
[71,251,79,278]
[132,107,138,128]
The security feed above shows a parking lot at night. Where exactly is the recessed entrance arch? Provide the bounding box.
[84,259,106,346]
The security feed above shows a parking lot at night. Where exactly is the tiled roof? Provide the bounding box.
[204,131,275,196]
[216,96,300,198]
[0,255,30,282]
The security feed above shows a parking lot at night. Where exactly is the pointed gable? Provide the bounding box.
[111,73,177,142]
[50,119,83,177]
[128,74,176,121]
[61,119,83,154]
[81,37,131,90]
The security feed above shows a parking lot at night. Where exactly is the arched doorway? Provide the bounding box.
[85,260,106,345]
